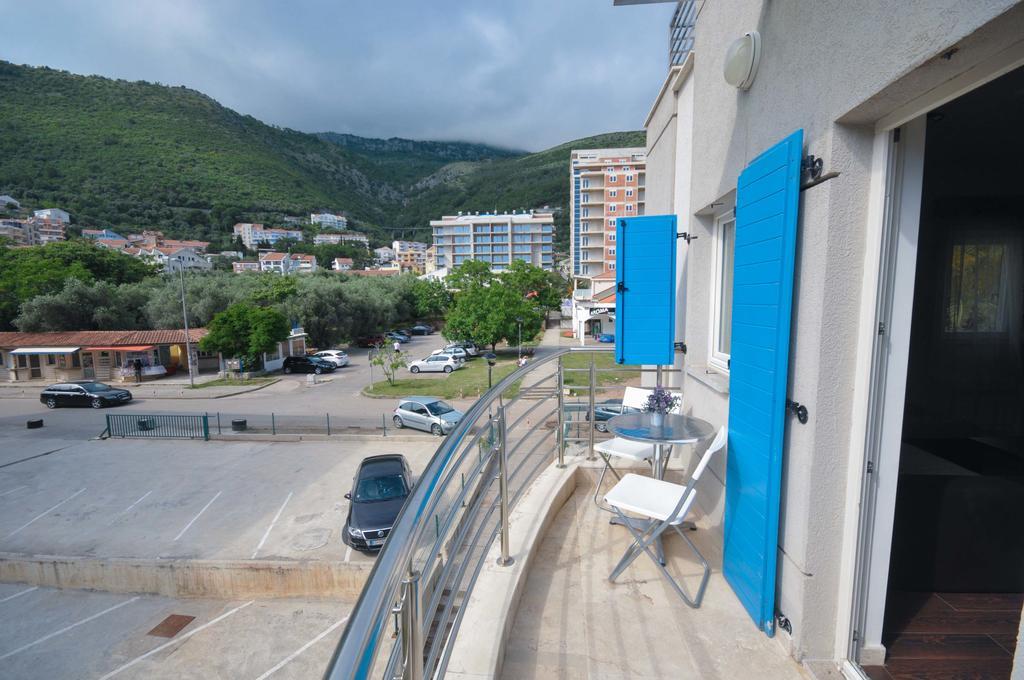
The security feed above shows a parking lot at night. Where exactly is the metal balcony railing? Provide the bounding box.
[323,347,673,680]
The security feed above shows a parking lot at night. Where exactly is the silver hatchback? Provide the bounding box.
[392,396,463,436]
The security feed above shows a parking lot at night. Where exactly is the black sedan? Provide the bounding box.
[343,454,413,552]
[282,356,336,374]
[40,381,133,409]
[409,324,433,336]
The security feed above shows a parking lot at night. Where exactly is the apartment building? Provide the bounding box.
[332,257,353,271]
[0,219,28,244]
[33,207,70,224]
[374,246,395,263]
[310,212,348,230]
[0,217,67,245]
[232,223,303,250]
[232,261,261,274]
[313,231,370,248]
[569,148,646,279]
[431,211,555,271]
[129,246,211,272]
[392,240,428,274]
[256,251,317,274]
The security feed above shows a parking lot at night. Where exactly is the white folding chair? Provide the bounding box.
[591,386,682,509]
[603,426,727,608]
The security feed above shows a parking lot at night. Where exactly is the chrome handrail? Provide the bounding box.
[324,346,613,680]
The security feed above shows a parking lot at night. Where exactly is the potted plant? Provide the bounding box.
[643,388,680,427]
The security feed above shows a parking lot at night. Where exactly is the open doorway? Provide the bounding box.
[863,65,1024,679]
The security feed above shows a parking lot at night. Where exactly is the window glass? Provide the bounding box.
[945,242,1009,333]
[712,214,736,369]
[355,474,407,502]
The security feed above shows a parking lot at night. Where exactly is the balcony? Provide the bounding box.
[324,349,808,680]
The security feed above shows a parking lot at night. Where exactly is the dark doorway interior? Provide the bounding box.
[868,67,1024,679]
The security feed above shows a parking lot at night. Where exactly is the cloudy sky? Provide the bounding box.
[0,0,675,151]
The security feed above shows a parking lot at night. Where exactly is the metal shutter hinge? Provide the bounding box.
[785,399,809,424]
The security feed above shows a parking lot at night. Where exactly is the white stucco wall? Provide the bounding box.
[644,0,1023,666]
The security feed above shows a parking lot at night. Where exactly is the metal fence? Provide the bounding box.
[104,413,209,440]
[324,347,677,680]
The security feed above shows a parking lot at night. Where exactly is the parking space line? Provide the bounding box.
[4,488,86,540]
[173,491,222,541]
[253,615,350,680]
[114,490,153,518]
[0,486,27,497]
[0,586,37,604]
[0,596,138,661]
[251,491,292,559]
[343,545,352,563]
[97,600,254,680]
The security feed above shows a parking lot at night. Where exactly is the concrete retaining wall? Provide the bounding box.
[0,553,370,600]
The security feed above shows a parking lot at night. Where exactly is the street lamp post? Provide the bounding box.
[484,352,497,389]
[516,317,523,360]
[176,259,195,388]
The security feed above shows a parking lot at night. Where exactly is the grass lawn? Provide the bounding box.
[561,352,641,388]
[365,357,522,399]
[189,376,277,389]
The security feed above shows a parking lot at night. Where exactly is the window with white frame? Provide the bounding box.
[609,189,617,197]
[581,207,589,217]
[607,219,615,227]
[709,210,736,372]
[626,189,633,197]
[626,174,634,182]
[609,175,618,183]
[608,204,617,213]
[625,204,634,213]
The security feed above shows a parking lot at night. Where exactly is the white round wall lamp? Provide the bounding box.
[723,31,762,90]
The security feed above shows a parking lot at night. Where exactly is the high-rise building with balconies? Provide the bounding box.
[569,148,646,279]
[431,211,555,272]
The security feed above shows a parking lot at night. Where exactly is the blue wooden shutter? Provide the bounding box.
[722,129,803,635]
[615,215,677,365]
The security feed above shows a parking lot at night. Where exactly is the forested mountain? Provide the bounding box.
[0,61,644,248]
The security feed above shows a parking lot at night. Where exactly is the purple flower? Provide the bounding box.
[643,388,680,414]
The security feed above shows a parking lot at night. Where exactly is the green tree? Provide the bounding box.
[199,302,290,370]
[0,240,156,330]
[369,343,409,386]
[411,278,452,320]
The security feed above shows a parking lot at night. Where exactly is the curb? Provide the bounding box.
[208,432,433,443]
[0,552,371,600]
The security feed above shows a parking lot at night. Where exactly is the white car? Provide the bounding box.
[431,346,468,361]
[409,354,463,374]
[314,350,350,367]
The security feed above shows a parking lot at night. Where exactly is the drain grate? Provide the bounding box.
[147,614,196,638]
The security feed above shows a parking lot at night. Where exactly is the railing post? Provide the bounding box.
[326,412,331,436]
[271,412,276,435]
[496,407,514,567]
[587,353,597,461]
[217,412,222,435]
[202,413,209,441]
[401,563,423,680]
[556,356,565,468]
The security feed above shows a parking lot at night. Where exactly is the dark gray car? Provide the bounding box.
[40,381,133,409]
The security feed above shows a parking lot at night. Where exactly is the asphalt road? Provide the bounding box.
[0,334,474,440]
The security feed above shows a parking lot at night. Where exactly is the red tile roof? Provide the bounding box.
[0,329,207,348]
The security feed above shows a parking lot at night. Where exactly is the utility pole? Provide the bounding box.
[177,260,195,388]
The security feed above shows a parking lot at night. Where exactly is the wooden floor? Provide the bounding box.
[862,591,1022,679]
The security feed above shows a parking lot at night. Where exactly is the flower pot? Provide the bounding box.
[651,412,664,427]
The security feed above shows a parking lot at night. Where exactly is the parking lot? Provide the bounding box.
[0,583,351,679]
[0,435,439,563]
